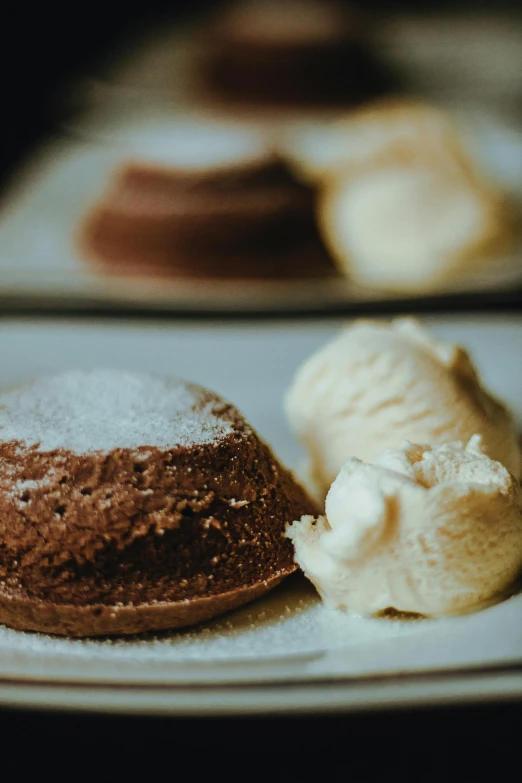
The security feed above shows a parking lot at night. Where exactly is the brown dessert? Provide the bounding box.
[199,0,391,108]
[80,155,332,279]
[78,125,334,279]
[0,370,314,637]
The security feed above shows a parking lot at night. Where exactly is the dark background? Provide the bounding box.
[0,701,520,773]
[3,0,521,187]
[5,1,209,185]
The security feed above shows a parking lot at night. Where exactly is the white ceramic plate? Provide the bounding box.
[0,314,521,714]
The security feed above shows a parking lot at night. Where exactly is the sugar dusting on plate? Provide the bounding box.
[0,576,424,667]
[0,370,234,454]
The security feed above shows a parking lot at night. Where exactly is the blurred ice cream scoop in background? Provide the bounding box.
[284,100,516,296]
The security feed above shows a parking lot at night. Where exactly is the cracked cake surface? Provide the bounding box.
[0,370,314,637]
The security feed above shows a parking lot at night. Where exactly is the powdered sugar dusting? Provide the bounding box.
[8,473,58,508]
[0,370,233,454]
[0,576,426,669]
[0,576,519,686]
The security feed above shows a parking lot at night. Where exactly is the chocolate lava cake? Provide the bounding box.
[79,134,334,279]
[199,0,391,108]
[0,370,314,637]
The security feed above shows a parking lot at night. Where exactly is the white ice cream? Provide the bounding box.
[286,319,521,498]
[285,100,513,294]
[286,436,522,616]
[319,162,511,294]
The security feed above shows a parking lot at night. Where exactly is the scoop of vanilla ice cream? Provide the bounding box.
[286,436,522,616]
[286,318,521,498]
[286,100,513,295]
[319,162,510,294]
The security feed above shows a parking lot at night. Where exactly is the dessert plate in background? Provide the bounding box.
[58,8,522,135]
[0,314,520,714]
[0,121,521,315]
[0,9,521,315]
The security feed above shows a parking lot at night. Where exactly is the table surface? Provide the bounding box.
[1,701,520,774]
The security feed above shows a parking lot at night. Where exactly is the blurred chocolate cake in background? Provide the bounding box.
[79,121,335,280]
[198,0,393,108]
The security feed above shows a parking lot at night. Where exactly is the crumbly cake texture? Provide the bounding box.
[0,371,314,637]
